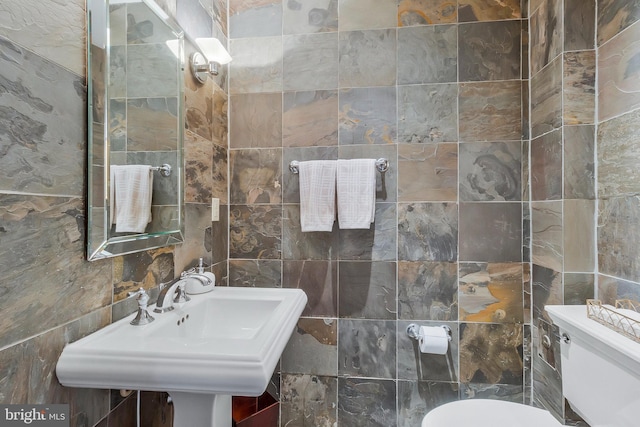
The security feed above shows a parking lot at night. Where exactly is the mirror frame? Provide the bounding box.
[86,0,185,261]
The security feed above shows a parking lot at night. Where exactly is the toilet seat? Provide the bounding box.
[422,399,564,427]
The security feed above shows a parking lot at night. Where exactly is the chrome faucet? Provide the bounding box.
[154,260,215,313]
[182,272,213,286]
[154,276,187,313]
[181,258,213,287]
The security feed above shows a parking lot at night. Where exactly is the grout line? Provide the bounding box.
[593,0,600,299]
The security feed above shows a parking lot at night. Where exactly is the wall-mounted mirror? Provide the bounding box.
[87,0,185,261]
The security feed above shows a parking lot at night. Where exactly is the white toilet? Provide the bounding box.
[422,305,640,427]
[422,399,562,427]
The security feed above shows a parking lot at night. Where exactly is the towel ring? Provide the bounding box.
[289,158,389,174]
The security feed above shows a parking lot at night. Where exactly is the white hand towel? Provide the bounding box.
[337,159,377,229]
[298,160,337,232]
[109,165,154,233]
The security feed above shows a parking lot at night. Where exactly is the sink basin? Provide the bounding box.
[147,297,282,342]
[56,286,307,427]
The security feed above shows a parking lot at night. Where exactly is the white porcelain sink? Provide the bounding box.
[56,286,307,427]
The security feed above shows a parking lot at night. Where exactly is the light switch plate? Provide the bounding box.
[211,198,220,222]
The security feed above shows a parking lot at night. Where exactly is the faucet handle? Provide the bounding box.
[128,288,150,305]
[128,288,155,326]
[173,281,191,304]
[182,258,209,276]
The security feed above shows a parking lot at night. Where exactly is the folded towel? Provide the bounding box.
[298,160,337,232]
[109,165,154,233]
[337,158,377,229]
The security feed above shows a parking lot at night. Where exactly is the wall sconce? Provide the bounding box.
[189,38,232,83]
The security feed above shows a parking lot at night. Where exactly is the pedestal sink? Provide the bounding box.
[56,287,307,427]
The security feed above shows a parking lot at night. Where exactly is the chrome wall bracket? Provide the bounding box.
[190,52,219,83]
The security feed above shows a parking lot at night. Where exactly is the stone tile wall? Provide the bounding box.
[529,1,640,423]
[596,2,640,311]
[531,0,640,424]
[0,0,228,425]
[529,0,597,424]
[3,0,639,426]
[227,0,528,425]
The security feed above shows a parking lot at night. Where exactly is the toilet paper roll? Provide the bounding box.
[418,326,449,355]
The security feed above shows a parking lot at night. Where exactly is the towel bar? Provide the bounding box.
[289,158,389,174]
[151,164,172,177]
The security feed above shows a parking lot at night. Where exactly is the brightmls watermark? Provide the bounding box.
[0,405,68,426]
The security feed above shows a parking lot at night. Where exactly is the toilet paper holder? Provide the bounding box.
[406,324,452,342]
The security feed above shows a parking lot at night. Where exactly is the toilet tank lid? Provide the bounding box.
[546,305,640,379]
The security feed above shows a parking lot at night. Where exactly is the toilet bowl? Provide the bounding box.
[421,399,562,427]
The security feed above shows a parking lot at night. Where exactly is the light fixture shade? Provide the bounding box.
[195,38,232,65]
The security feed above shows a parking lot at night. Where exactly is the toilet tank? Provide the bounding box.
[546,305,640,427]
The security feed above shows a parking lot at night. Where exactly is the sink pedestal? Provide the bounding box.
[169,392,231,427]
